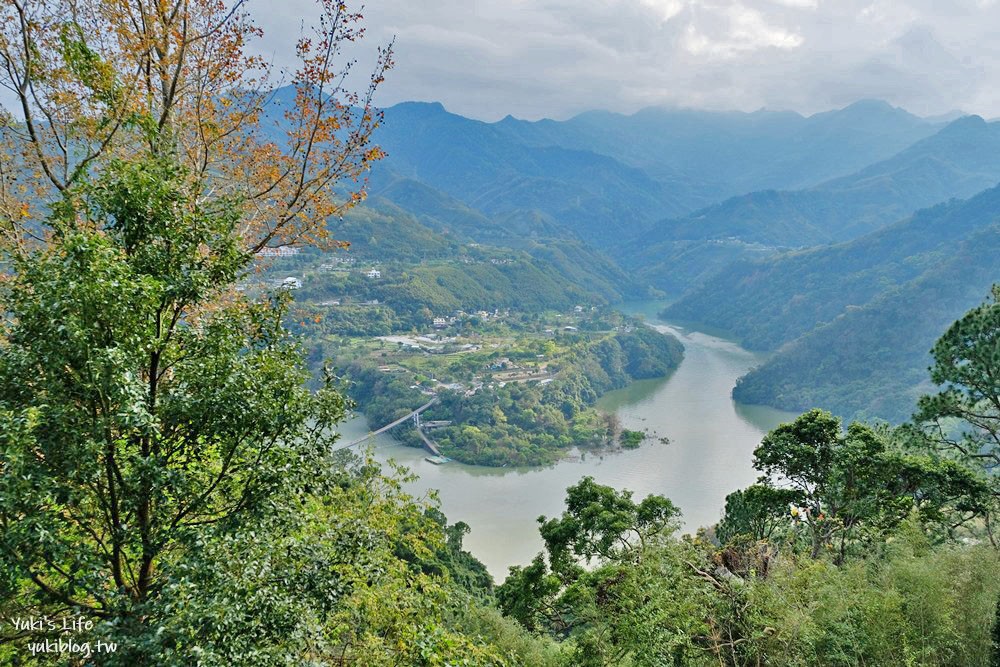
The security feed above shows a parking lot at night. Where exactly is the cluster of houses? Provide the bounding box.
[316,258,380,279]
[431,308,505,329]
[278,264,380,294]
[319,257,355,271]
[488,357,516,371]
[256,246,301,258]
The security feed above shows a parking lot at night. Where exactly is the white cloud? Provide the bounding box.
[680,4,803,59]
[727,5,804,50]
[767,0,819,7]
[251,0,1000,120]
[637,0,686,21]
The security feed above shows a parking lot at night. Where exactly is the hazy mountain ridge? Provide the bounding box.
[493,99,941,197]
[373,102,709,247]
[625,114,1000,292]
[371,99,948,253]
[664,182,1000,352]
[306,94,1000,423]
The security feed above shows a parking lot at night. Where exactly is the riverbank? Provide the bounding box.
[337,313,797,579]
[342,313,684,467]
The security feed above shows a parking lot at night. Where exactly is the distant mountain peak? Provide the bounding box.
[842,98,897,112]
[928,114,990,139]
[944,113,987,127]
[390,100,447,113]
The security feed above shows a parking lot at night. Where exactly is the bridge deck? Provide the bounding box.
[339,398,439,449]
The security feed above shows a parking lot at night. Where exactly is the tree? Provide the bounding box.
[752,410,989,560]
[538,476,680,572]
[496,554,565,634]
[915,285,1000,541]
[499,478,681,636]
[0,0,392,253]
[717,484,801,544]
[0,157,318,655]
[499,480,725,666]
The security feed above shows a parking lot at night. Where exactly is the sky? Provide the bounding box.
[255,0,1000,122]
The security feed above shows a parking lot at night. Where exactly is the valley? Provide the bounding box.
[5,2,1000,662]
[249,96,1000,585]
[334,305,796,578]
[243,95,1000,474]
[329,98,1000,429]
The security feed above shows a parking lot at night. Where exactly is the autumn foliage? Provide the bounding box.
[0,0,392,253]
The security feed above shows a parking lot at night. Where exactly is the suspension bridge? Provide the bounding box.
[338,398,443,456]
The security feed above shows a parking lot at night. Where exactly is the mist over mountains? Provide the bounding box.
[312,93,1000,423]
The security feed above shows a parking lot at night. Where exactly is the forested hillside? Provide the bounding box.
[259,204,642,335]
[626,115,1000,292]
[732,228,1000,422]
[647,181,1000,422]
[667,183,1000,351]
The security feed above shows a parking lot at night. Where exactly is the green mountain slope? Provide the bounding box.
[276,203,641,335]
[374,102,708,247]
[665,183,1000,351]
[730,223,1000,423]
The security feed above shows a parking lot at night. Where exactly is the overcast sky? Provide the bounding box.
[267,1,997,121]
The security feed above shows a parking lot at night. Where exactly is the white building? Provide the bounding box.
[281,277,302,290]
[365,268,381,279]
[256,246,300,258]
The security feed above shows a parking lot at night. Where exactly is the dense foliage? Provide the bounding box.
[0,157,549,665]
[495,417,999,666]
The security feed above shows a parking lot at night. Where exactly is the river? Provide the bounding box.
[334,303,796,579]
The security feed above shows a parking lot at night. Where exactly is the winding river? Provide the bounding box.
[335,303,796,579]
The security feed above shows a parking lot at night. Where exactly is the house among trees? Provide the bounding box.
[365,268,381,279]
[281,277,302,290]
[256,246,301,258]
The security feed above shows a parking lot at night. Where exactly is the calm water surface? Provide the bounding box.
[335,303,795,579]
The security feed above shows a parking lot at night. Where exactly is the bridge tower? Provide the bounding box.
[413,412,421,428]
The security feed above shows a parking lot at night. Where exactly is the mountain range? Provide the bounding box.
[268,91,1000,424]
